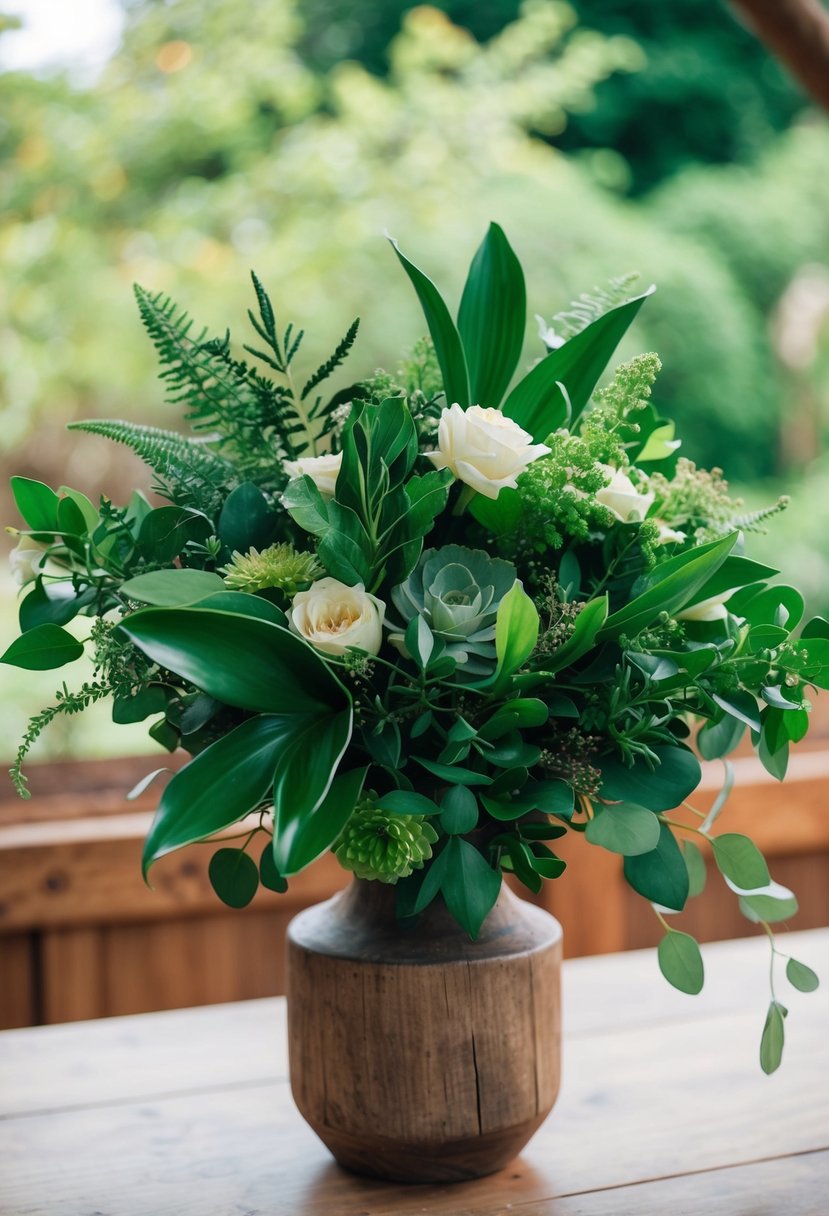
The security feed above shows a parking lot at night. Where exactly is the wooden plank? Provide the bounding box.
[510,1150,829,1216]
[0,996,827,1215]
[0,934,37,1028]
[40,928,104,1024]
[1,929,825,1118]
[0,821,347,931]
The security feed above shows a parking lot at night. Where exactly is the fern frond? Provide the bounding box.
[68,419,236,514]
[541,274,641,348]
[730,497,790,534]
[302,317,360,401]
[10,681,114,799]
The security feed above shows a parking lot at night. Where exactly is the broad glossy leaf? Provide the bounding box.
[11,476,59,533]
[712,833,770,889]
[502,288,653,440]
[218,482,278,553]
[414,757,492,786]
[0,623,84,670]
[274,766,366,876]
[112,684,168,724]
[389,236,469,408]
[137,505,210,562]
[208,848,259,909]
[600,744,701,812]
[698,714,745,760]
[801,616,829,641]
[379,790,440,816]
[734,584,805,631]
[480,698,549,740]
[58,486,99,531]
[711,690,761,733]
[682,556,777,613]
[469,486,523,536]
[585,802,660,856]
[439,836,502,938]
[599,533,738,640]
[191,592,287,625]
[282,475,331,536]
[623,823,689,911]
[458,223,526,407]
[440,785,479,835]
[738,880,798,924]
[658,931,704,995]
[120,608,347,715]
[142,714,292,873]
[120,569,227,606]
[19,579,89,631]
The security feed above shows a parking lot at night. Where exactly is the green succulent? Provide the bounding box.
[221,543,323,595]
[334,805,438,883]
[389,544,517,675]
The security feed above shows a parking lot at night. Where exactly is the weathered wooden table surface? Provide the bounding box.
[1,927,827,1215]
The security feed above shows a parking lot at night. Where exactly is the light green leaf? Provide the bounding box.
[502,288,652,439]
[457,222,526,408]
[585,802,660,856]
[760,1000,786,1075]
[483,581,539,691]
[734,878,799,924]
[120,569,227,606]
[0,623,84,670]
[658,931,704,995]
[683,840,708,898]
[389,236,469,408]
[786,957,819,993]
[712,833,770,890]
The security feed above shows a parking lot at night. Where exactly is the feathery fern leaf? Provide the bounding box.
[68,419,237,514]
[302,317,360,402]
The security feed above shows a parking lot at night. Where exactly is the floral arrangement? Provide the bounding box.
[4,226,822,1072]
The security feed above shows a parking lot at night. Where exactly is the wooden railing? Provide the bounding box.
[2,739,828,1029]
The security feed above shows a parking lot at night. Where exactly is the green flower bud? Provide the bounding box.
[334,805,438,884]
[222,543,322,595]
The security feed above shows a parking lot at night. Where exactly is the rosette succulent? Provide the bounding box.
[388,544,517,675]
[334,805,438,883]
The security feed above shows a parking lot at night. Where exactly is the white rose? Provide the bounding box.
[426,403,550,500]
[9,535,45,587]
[288,577,385,656]
[283,452,342,499]
[676,590,735,623]
[655,521,687,545]
[595,464,655,523]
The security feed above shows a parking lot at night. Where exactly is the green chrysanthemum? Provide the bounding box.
[221,543,322,595]
[334,805,439,884]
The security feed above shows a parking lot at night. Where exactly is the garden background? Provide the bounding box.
[2,0,829,768]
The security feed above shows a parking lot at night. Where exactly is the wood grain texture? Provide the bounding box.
[287,881,562,1182]
[0,931,827,1214]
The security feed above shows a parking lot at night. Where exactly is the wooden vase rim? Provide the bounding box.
[287,877,562,965]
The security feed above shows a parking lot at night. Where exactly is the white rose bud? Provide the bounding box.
[9,535,45,587]
[676,590,735,623]
[283,452,342,499]
[288,577,385,656]
[595,463,655,523]
[426,403,550,500]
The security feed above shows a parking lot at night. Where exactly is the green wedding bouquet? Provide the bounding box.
[4,226,822,1070]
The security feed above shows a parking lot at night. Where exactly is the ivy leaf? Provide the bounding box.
[658,931,704,995]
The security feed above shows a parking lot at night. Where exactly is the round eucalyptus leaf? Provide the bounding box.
[682,840,707,898]
[786,957,819,994]
[759,1001,787,1075]
[208,848,259,908]
[658,931,704,995]
[712,833,770,890]
[585,803,660,856]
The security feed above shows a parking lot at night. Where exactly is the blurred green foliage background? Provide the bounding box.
[2,0,829,764]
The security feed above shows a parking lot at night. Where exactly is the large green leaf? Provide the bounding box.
[681,555,777,613]
[599,744,701,812]
[430,836,502,938]
[389,236,469,407]
[502,288,653,440]
[712,833,770,890]
[1,623,84,670]
[274,766,366,875]
[623,822,690,911]
[218,482,278,554]
[120,569,227,606]
[457,222,526,407]
[142,714,294,874]
[658,931,704,995]
[11,476,59,533]
[598,532,738,640]
[120,607,347,714]
[585,802,661,856]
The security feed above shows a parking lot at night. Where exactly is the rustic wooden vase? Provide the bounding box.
[286,878,563,1183]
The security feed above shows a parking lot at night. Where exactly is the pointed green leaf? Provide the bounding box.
[457,222,526,407]
[389,236,469,407]
[11,476,59,533]
[786,957,819,993]
[759,1000,786,1075]
[439,837,502,938]
[120,569,227,606]
[502,288,653,440]
[274,766,366,876]
[1,623,84,670]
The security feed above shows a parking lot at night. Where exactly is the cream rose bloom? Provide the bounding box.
[676,590,735,623]
[283,452,342,499]
[595,464,655,523]
[288,577,385,656]
[426,404,550,500]
[9,535,45,587]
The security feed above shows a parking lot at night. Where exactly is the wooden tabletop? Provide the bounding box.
[1,927,827,1215]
